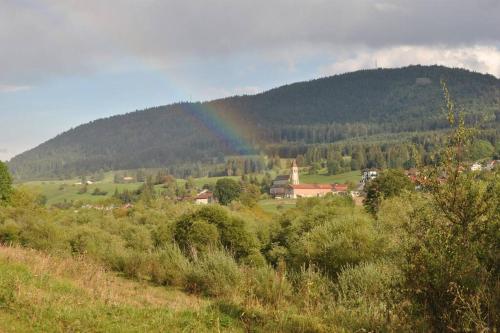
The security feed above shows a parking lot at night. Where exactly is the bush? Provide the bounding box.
[329,262,404,331]
[149,244,191,287]
[0,220,21,244]
[184,249,242,298]
[291,265,334,313]
[336,261,401,304]
[244,263,292,307]
[174,206,259,260]
[291,214,384,277]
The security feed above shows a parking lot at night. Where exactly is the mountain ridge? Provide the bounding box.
[9,65,500,179]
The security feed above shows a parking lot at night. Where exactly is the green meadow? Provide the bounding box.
[300,170,361,184]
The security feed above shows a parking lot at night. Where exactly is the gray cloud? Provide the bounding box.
[1,0,500,86]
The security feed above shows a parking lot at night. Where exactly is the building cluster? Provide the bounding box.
[188,158,499,206]
[270,160,349,199]
[470,160,498,172]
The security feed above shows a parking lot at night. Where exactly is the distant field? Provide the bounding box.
[300,170,361,184]
[258,199,296,213]
[19,175,246,205]
[20,180,144,205]
[176,175,242,188]
[19,170,360,205]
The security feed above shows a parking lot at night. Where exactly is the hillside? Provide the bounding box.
[9,65,500,179]
[0,246,231,332]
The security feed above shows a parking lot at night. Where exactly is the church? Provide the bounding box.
[270,160,348,199]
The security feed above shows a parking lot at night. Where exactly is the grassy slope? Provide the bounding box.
[0,246,243,333]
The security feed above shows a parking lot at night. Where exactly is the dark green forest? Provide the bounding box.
[8,65,500,180]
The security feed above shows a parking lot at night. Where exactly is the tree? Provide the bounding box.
[0,161,13,204]
[214,178,241,205]
[401,81,499,331]
[309,163,320,175]
[468,139,494,161]
[327,160,340,175]
[185,176,196,195]
[240,183,261,207]
[364,169,414,215]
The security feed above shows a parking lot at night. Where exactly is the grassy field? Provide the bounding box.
[258,199,297,213]
[21,176,246,206]
[300,170,361,184]
[20,180,144,205]
[0,246,239,332]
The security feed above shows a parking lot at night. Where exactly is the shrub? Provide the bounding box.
[174,206,259,260]
[184,249,242,298]
[244,263,292,307]
[291,215,384,277]
[336,261,401,304]
[149,244,191,287]
[291,265,334,313]
[330,262,404,331]
[364,169,414,215]
[122,250,151,279]
[0,220,21,244]
[120,225,153,251]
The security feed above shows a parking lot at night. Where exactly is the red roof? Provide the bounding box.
[332,184,348,191]
[288,183,348,191]
[195,191,213,200]
[289,184,334,190]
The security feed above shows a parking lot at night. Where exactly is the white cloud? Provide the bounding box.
[320,45,500,77]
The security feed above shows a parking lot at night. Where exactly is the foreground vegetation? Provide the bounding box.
[1,166,498,332]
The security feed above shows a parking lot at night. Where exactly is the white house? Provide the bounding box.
[470,162,482,171]
[361,169,378,183]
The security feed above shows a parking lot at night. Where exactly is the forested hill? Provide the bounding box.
[9,65,500,179]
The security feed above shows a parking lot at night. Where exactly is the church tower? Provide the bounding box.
[291,160,299,185]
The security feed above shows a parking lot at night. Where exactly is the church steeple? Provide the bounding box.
[291,159,299,185]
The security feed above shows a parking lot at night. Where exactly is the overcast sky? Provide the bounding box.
[1,0,500,160]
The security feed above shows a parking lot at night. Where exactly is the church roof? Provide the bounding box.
[289,184,333,190]
[275,175,290,181]
[288,183,349,191]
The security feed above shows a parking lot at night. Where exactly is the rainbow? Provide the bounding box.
[181,102,256,156]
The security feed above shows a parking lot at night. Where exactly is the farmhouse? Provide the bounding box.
[361,169,378,184]
[194,190,216,204]
[470,162,482,171]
